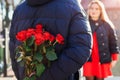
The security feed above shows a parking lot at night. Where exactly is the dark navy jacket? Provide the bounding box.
[9,0,92,80]
[89,19,119,63]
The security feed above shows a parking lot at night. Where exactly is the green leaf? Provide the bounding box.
[17,57,23,62]
[15,47,20,54]
[36,63,45,77]
[37,44,44,50]
[25,46,32,52]
[46,46,54,51]
[26,36,35,46]
[16,53,24,62]
[15,46,24,54]
[23,77,30,80]
[34,52,43,62]
[24,56,32,62]
[31,61,38,65]
[46,51,57,61]
[23,76,36,80]
[30,75,36,80]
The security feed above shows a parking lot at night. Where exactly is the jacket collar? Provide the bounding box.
[89,18,104,33]
[26,0,53,6]
[89,18,103,26]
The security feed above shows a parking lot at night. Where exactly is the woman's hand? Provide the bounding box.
[111,60,117,68]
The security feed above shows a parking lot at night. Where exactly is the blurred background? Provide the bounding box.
[0,0,120,80]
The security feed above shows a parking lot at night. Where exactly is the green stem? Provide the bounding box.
[23,41,26,49]
[43,46,46,54]
[34,44,37,53]
[48,60,51,67]
[53,41,57,46]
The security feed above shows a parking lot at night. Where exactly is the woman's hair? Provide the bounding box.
[87,0,115,28]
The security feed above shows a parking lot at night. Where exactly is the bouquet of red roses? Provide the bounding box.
[15,24,64,80]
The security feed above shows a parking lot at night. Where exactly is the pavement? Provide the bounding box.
[1,76,120,80]
[0,66,17,80]
[0,67,120,80]
[105,77,120,80]
[80,76,120,80]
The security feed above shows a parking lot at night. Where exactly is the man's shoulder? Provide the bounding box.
[15,1,27,11]
[56,0,83,11]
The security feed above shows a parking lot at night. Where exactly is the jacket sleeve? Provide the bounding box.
[38,10,92,80]
[9,9,20,79]
[111,53,118,60]
[108,24,120,54]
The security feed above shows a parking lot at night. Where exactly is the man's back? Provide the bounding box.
[9,0,92,80]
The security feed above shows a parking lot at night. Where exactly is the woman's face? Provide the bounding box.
[89,3,101,21]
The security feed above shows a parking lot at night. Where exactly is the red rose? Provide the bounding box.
[49,35,55,43]
[56,34,64,44]
[26,28,35,38]
[36,24,43,29]
[35,24,43,33]
[35,33,45,45]
[16,30,27,42]
[43,31,51,40]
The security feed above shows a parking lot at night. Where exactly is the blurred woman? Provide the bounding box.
[83,0,120,80]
